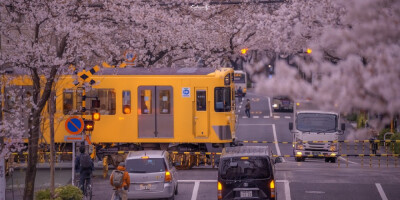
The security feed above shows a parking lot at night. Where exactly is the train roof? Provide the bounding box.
[97,67,218,75]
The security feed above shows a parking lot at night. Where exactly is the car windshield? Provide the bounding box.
[296,113,337,132]
[219,157,270,180]
[126,158,165,173]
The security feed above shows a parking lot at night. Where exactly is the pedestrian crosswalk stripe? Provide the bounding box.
[284,116,291,119]
[264,116,270,118]
[253,116,259,118]
[273,116,280,118]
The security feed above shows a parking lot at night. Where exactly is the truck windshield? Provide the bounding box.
[219,157,270,180]
[296,113,337,132]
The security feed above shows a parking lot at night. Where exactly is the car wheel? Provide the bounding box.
[325,158,330,162]
[330,158,337,163]
[295,157,302,162]
[175,184,178,195]
[168,195,175,200]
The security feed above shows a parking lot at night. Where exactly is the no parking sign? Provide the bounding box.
[65,116,84,135]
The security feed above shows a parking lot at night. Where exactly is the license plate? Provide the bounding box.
[312,152,321,156]
[139,184,151,190]
[240,191,252,197]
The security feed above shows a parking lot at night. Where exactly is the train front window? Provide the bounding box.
[63,88,116,115]
[159,90,170,114]
[141,89,152,114]
[214,87,231,112]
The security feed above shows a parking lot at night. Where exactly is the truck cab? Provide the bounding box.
[289,101,345,163]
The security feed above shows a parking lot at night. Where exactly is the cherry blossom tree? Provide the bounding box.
[252,0,400,132]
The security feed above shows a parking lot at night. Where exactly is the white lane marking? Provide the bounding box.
[272,124,282,156]
[375,183,388,200]
[276,180,291,200]
[284,116,291,119]
[191,181,200,200]
[273,116,280,119]
[338,157,358,165]
[305,191,325,194]
[178,180,217,183]
[253,116,259,118]
[264,116,270,118]
[242,116,247,119]
[268,97,272,117]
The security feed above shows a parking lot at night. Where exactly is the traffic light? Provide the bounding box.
[84,120,94,131]
[240,48,248,55]
[92,112,100,121]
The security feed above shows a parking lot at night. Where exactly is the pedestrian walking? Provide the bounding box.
[110,162,130,200]
[237,87,243,102]
[245,99,251,118]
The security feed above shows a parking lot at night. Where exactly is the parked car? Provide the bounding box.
[272,96,294,112]
[217,146,283,200]
[125,150,178,200]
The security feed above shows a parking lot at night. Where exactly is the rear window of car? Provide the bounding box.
[126,158,166,173]
[219,156,271,180]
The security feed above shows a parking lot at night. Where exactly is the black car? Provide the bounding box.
[272,96,294,112]
[217,146,283,200]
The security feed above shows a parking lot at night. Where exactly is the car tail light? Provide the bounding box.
[218,181,222,199]
[165,171,172,182]
[270,180,275,198]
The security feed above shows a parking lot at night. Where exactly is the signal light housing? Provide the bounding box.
[84,120,94,132]
[92,112,100,121]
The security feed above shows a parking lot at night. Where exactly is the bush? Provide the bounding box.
[35,189,51,200]
[390,133,400,154]
[35,185,82,200]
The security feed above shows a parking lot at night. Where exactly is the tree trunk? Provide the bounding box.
[23,112,40,200]
[50,91,55,199]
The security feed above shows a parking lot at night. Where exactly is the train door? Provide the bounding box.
[138,86,173,138]
[194,88,209,138]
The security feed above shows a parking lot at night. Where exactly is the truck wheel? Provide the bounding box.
[330,158,337,163]
[295,157,302,162]
[325,158,330,162]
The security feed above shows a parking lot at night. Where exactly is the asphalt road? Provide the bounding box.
[6,90,400,200]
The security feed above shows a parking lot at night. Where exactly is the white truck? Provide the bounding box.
[289,100,345,163]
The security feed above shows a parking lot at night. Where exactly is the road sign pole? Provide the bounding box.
[72,142,75,186]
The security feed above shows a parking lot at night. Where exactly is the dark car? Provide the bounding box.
[217,146,282,200]
[272,96,293,112]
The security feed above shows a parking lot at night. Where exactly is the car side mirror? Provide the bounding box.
[341,123,346,131]
[274,157,283,164]
[289,122,293,131]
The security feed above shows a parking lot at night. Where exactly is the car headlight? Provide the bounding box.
[272,104,278,108]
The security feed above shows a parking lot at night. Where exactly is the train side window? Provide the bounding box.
[141,89,152,114]
[122,90,131,114]
[63,90,74,114]
[214,87,231,112]
[64,88,116,115]
[196,90,206,111]
[159,90,170,114]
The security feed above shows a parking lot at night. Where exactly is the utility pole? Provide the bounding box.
[49,91,56,199]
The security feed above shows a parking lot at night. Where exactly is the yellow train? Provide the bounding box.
[51,67,236,146]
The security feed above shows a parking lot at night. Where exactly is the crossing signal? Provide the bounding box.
[84,120,94,131]
[240,48,248,55]
[306,48,312,54]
